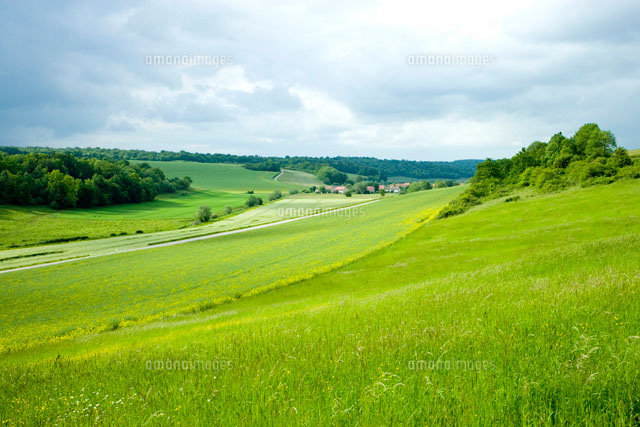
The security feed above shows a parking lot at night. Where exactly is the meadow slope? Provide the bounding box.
[131,161,306,193]
[0,180,638,425]
[275,169,324,187]
[0,194,379,271]
[0,188,459,352]
[0,162,317,249]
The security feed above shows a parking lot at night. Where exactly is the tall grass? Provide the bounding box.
[1,181,638,425]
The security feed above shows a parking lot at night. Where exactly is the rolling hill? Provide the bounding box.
[1,180,639,424]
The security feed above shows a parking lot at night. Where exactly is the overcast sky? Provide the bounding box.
[1,0,639,161]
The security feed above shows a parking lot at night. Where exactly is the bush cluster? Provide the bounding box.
[439,123,639,218]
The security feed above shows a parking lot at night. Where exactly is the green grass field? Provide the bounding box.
[0,191,248,249]
[630,148,640,160]
[0,205,189,250]
[0,193,381,271]
[0,180,638,424]
[0,188,455,351]
[58,190,249,220]
[0,162,325,249]
[132,161,306,193]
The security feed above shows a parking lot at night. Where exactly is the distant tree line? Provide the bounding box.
[439,123,640,218]
[0,146,481,183]
[244,159,281,172]
[0,150,191,209]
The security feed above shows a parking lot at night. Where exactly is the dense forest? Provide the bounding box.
[0,151,191,209]
[439,123,640,218]
[0,146,481,181]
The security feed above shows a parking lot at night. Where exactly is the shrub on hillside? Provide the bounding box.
[438,123,638,219]
[407,181,432,193]
[195,205,212,223]
[268,190,283,201]
[245,195,263,207]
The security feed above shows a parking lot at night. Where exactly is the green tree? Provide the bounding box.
[76,178,99,208]
[574,123,616,159]
[610,147,632,168]
[268,190,283,201]
[316,166,348,185]
[544,132,566,166]
[245,195,263,207]
[47,170,77,209]
[195,205,212,222]
[407,181,432,192]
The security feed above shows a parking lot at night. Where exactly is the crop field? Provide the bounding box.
[0,193,380,271]
[0,205,189,250]
[0,180,638,425]
[223,193,379,227]
[0,191,252,249]
[0,187,458,352]
[58,190,249,220]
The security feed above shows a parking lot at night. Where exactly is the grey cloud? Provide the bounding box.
[1,0,639,160]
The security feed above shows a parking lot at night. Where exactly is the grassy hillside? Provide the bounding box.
[0,194,380,270]
[275,169,323,187]
[133,161,304,193]
[0,181,638,424]
[0,188,459,351]
[630,148,640,160]
[0,162,323,249]
[0,191,248,249]
[0,205,188,250]
[57,190,248,219]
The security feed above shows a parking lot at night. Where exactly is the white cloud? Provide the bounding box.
[288,86,355,127]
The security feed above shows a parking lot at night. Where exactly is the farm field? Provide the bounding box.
[0,205,189,250]
[0,193,381,271]
[0,180,638,424]
[57,190,249,220]
[0,187,458,351]
[0,190,250,249]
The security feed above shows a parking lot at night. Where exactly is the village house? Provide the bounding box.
[333,185,347,194]
[385,182,411,193]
